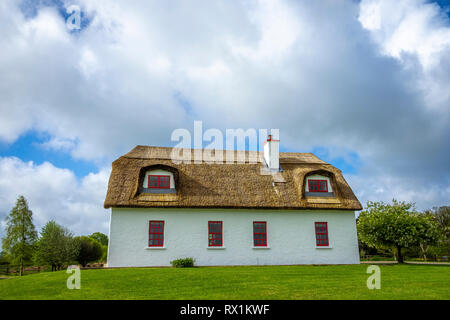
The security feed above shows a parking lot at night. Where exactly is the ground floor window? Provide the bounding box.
[253,221,267,246]
[208,221,223,247]
[315,222,329,246]
[149,220,164,247]
[147,220,331,248]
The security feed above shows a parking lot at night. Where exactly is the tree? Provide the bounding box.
[0,251,9,265]
[431,206,450,239]
[357,200,440,263]
[99,244,108,262]
[34,221,78,271]
[89,232,108,246]
[1,196,38,276]
[423,206,450,259]
[89,232,108,263]
[74,236,103,267]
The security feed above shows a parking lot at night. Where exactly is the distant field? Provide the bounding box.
[0,264,449,300]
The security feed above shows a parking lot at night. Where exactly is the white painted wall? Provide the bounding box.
[305,174,333,192]
[107,208,359,267]
[142,169,175,189]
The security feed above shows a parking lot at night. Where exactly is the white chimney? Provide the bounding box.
[263,134,279,170]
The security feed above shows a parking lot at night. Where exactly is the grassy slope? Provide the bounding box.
[0,264,449,300]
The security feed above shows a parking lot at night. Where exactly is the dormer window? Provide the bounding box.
[308,179,328,193]
[148,175,170,189]
[142,169,176,194]
[305,174,335,197]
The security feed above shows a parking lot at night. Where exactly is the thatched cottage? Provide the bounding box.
[104,137,362,267]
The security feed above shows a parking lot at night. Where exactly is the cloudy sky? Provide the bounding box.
[0,0,449,237]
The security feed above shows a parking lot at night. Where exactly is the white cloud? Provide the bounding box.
[0,0,448,218]
[0,156,110,237]
[78,46,99,79]
[359,0,450,69]
[39,136,76,152]
[359,1,381,30]
[230,0,301,61]
[359,0,450,110]
[348,172,450,213]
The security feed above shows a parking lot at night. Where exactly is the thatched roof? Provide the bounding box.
[104,146,362,210]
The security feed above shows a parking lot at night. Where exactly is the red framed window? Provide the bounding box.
[148,175,170,189]
[253,221,267,247]
[208,221,223,247]
[308,179,328,192]
[149,220,164,247]
[315,222,329,246]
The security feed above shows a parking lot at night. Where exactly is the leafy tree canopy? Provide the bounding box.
[357,199,440,263]
[90,232,108,246]
[423,206,450,257]
[0,251,9,265]
[426,206,450,239]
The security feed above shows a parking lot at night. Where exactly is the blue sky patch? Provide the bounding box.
[434,0,450,7]
[310,146,362,175]
[0,131,98,178]
[433,0,450,19]
[174,92,194,115]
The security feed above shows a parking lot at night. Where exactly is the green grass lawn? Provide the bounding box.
[0,264,449,300]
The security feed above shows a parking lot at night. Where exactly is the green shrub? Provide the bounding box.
[170,257,195,268]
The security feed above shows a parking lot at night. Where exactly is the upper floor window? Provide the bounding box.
[308,179,328,193]
[142,169,175,194]
[148,175,170,189]
[253,221,267,247]
[315,222,329,247]
[208,221,223,247]
[149,220,164,247]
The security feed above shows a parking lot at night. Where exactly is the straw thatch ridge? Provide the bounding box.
[104,146,362,211]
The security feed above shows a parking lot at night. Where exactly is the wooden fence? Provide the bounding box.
[0,265,45,276]
[0,263,105,275]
